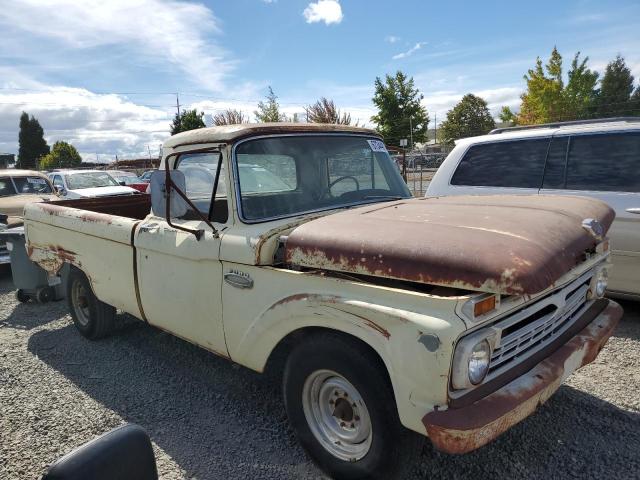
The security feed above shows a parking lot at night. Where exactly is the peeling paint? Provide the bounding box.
[418,333,440,352]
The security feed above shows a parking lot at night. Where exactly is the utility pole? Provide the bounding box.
[434,113,437,145]
[176,93,181,118]
[147,145,152,169]
[409,116,413,151]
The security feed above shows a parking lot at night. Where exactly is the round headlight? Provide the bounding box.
[468,340,491,385]
[595,269,608,297]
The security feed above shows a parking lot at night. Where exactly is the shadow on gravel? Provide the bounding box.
[27,322,318,479]
[27,318,640,479]
[0,299,68,330]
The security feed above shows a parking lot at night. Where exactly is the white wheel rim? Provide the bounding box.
[302,369,372,461]
[71,280,90,327]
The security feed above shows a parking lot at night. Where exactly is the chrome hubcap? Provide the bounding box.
[71,281,90,327]
[302,370,372,461]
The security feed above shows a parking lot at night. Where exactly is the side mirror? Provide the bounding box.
[119,181,126,186]
[149,170,188,218]
[42,424,158,480]
[54,186,66,196]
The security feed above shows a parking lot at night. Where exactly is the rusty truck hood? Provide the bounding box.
[284,195,615,295]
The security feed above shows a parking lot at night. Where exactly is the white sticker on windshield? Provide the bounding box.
[367,139,387,153]
[27,178,46,184]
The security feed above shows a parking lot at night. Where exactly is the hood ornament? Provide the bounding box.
[582,218,604,241]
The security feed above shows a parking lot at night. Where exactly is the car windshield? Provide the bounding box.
[12,176,53,194]
[66,172,119,190]
[113,174,142,185]
[0,177,17,197]
[234,135,411,221]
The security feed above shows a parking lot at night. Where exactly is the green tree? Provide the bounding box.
[519,47,567,125]
[170,109,206,135]
[565,52,599,119]
[440,94,496,145]
[17,112,49,169]
[39,141,82,170]
[212,109,249,126]
[371,71,429,147]
[305,97,354,125]
[598,55,635,117]
[254,86,286,122]
[498,106,518,125]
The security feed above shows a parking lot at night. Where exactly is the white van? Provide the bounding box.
[427,118,640,299]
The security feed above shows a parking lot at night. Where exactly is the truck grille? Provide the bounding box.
[486,270,593,380]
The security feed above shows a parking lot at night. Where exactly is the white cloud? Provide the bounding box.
[392,42,427,60]
[303,0,343,25]
[0,0,233,92]
[422,87,522,124]
[385,35,400,44]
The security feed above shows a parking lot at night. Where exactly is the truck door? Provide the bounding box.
[134,151,230,356]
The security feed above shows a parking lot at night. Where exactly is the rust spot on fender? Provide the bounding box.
[267,294,390,339]
[422,301,622,454]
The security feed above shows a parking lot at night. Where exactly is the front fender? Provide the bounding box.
[229,292,462,435]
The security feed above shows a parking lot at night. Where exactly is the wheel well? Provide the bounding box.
[263,327,393,391]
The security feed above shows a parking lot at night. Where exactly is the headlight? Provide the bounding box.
[468,340,491,385]
[451,332,497,389]
[589,267,608,299]
[595,269,608,297]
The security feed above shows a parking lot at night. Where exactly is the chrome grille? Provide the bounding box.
[486,270,593,380]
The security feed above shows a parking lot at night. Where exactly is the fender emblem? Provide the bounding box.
[582,218,604,241]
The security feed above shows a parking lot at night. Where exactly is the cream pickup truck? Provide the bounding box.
[24,124,622,479]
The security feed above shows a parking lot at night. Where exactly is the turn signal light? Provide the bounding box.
[474,295,496,317]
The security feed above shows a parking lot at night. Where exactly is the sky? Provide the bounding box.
[1,0,639,161]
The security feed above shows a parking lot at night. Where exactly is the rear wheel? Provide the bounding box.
[66,268,116,340]
[283,332,423,479]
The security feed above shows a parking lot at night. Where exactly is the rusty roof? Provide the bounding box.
[163,123,380,149]
[285,195,615,296]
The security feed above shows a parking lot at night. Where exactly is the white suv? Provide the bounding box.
[427,118,640,299]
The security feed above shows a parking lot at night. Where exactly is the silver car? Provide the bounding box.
[427,117,640,300]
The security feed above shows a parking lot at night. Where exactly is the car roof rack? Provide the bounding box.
[489,117,640,134]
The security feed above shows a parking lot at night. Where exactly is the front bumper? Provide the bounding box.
[422,299,622,454]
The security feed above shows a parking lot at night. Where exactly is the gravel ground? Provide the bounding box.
[1,265,639,479]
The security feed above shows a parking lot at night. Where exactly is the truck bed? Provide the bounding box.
[23,194,151,320]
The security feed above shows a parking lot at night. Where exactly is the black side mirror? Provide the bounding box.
[119,181,126,186]
[41,424,158,480]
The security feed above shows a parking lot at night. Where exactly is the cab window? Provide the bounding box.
[0,177,16,196]
[175,152,228,223]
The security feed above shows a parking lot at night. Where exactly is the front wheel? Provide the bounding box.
[283,332,422,479]
[66,268,116,340]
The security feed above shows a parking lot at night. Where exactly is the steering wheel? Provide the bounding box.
[319,175,360,200]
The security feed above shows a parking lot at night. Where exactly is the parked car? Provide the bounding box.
[427,117,640,300]
[48,170,139,199]
[24,123,621,479]
[0,170,57,264]
[109,170,149,193]
[139,170,155,182]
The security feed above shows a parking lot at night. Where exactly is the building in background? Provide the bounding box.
[0,153,15,169]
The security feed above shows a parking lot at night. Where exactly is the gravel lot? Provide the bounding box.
[1,265,639,479]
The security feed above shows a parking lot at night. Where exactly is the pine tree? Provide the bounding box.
[598,55,635,117]
[17,112,49,169]
[440,94,496,145]
[565,52,599,119]
[254,87,286,122]
[170,109,206,135]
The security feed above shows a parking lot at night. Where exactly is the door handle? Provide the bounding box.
[626,208,640,215]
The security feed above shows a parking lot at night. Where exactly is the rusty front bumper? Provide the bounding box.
[422,299,623,454]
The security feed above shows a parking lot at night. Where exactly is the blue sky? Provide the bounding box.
[1,0,639,159]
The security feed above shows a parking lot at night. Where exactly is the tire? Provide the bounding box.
[66,268,116,340]
[35,287,54,304]
[15,289,30,303]
[283,332,423,480]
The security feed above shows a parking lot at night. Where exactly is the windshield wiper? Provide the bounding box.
[363,195,405,201]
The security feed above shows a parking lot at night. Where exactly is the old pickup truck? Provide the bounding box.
[24,123,622,479]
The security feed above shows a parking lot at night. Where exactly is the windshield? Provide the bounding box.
[66,172,119,190]
[113,174,142,185]
[12,176,53,194]
[234,135,411,221]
